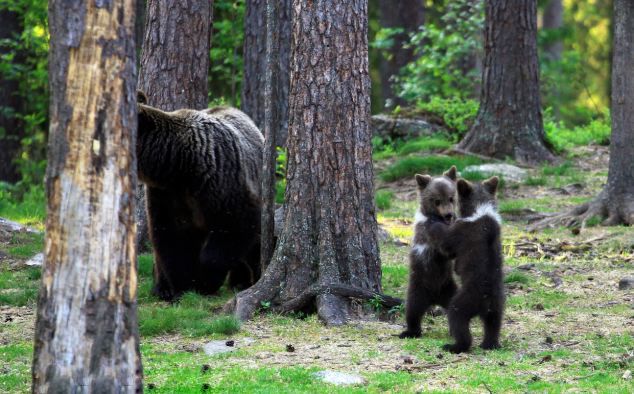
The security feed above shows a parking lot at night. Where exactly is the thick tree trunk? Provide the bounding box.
[138,0,212,109]
[137,0,213,252]
[241,0,291,147]
[0,8,24,183]
[230,0,383,325]
[32,0,142,391]
[378,0,424,108]
[542,0,563,61]
[457,0,555,165]
[135,0,146,60]
[528,0,634,230]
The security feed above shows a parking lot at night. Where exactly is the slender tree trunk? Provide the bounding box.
[528,0,634,230]
[230,0,383,325]
[241,0,291,147]
[378,0,424,108]
[32,1,141,391]
[0,8,24,183]
[542,0,563,61]
[457,0,554,165]
[136,0,213,252]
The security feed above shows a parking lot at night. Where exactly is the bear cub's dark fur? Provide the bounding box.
[424,176,505,353]
[399,166,458,339]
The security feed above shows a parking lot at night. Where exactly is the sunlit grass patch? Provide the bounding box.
[397,135,452,156]
[0,185,46,229]
[375,189,394,210]
[380,155,482,182]
[0,266,41,307]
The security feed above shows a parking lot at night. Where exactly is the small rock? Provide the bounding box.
[225,340,235,347]
[402,355,414,364]
[618,277,634,290]
[147,383,156,390]
[313,370,366,386]
[25,253,44,267]
[286,344,295,352]
[462,163,528,183]
[371,114,440,140]
[203,341,236,356]
[532,303,545,311]
[545,336,553,344]
[622,370,632,380]
[201,364,211,374]
[517,263,535,271]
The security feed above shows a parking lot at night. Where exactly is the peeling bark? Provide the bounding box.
[230,0,383,325]
[528,0,634,231]
[32,0,142,391]
[457,0,555,165]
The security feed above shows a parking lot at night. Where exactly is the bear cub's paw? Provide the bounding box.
[480,341,501,350]
[398,330,422,339]
[442,343,469,354]
[152,282,181,302]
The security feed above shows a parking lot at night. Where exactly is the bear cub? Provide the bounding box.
[424,176,505,353]
[399,166,458,339]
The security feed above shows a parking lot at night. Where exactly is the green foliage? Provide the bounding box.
[545,114,611,153]
[0,183,46,228]
[524,176,548,187]
[375,189,394,210]
[275,146,287,204]
[0,0,49,190]
[504,271,531,285]
[380,155,481,182]
[397,135,452,156]
[542,161,574,176]
[209,0,245,105]
[416,97,479,138]
[394,0,484,102]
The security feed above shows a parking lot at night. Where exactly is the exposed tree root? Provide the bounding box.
[527,190,634,232]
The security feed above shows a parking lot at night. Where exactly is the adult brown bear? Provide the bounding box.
[136,92,263,301]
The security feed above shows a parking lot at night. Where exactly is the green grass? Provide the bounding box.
[380,155,482,182]
[0,185,46,229]
[375,190,394,210]
[396,136,452,156]
[524,176,548,186]
[542,161,574,176]
[545,117,611,152]
[504,271,531,285]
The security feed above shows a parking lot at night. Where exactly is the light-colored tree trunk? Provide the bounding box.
[32,0,142,391]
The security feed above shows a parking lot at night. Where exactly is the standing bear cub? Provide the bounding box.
[424,177,505,353]
[136,92,263,301]
[399,166,458,339]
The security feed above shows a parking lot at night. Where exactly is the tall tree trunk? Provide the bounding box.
[135,0,146,61]
[32,0,141,391]
[542,0,563,61]
[378,0,424,108]
[136,0,213,252]
[528,0,634,230]
[241,0,291,147]
[230,0,383,325]
[457,0,555,165]
[138,0,212,109]
[0,8,24,183]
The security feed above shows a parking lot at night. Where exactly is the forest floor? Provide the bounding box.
[0,143,633,393]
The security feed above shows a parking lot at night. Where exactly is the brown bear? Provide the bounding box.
[399,166,458,339]
[423,177,505,353]
[136,93,263,301]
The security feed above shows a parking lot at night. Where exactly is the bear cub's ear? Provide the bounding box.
[457,179,473,196]
[137,90,148,104]
[415,174,432,189]
[443,165,457,181]
[483,176,499,195]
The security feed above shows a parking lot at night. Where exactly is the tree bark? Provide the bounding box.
[241,0,291,147]
[378,0,424,108]
[137,0,213,252]
[528,0,634,230]
[0,8,24,183]
[230,0,383,325]
[457,0,555,165]
[542,0,563,61]
[32,0,142,391]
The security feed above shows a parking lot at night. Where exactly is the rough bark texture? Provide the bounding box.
[542,0,563,61]
[230,0,382,325]
[378,0,424,108]
[0,8,24,183]
[32,1,142,391]
[528,0,634,230]
[241,0,291,147]
[260,0,279,270]
[457,0,555,165]
[136,0,213,252]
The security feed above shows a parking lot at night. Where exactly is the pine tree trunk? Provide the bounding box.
[241,0,291,146]
[231,0,382,325]
[0,8,24,183]
[605,0,634,224]
[542,0,563,61]
[136,0,213,252]
[32,1,142,391]
[378,0,424,108]
[457,0,555,165]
